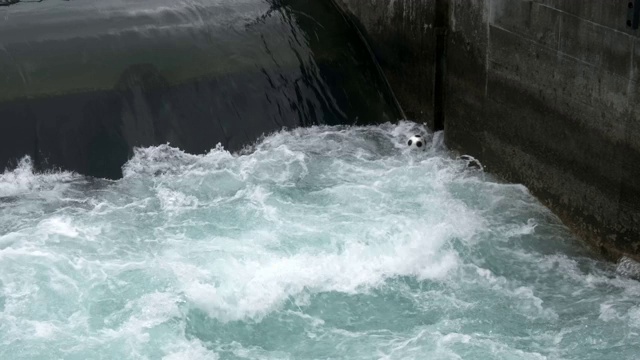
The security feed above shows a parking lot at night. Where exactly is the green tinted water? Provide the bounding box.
[0,122,638,359]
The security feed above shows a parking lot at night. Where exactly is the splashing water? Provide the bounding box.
[0,122,638,359]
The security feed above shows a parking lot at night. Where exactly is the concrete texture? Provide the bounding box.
[445,0,640,260]
[331,0,437,127]
[338,0,640,259]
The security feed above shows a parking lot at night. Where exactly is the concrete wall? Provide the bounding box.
[338,0,640,260]
[331,0,437,126]
[446,0,640,260]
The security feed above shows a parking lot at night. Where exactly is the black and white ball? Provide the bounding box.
[407,135,425,150]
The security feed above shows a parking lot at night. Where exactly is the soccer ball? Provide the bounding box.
[407,135,425,150]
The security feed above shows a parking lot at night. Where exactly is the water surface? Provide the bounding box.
[0,122,638,359]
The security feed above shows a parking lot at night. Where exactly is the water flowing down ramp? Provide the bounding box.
[0,0,401,178]
[1,122,639,359]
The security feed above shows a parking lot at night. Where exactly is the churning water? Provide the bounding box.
[1,122,638,359]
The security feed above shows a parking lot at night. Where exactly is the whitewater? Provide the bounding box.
[0,122,638,359]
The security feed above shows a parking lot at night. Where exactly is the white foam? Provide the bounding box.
[2,122,636,358]
[122,144,203,178]
[628,306,640,328]
[599,302,640,328]
[504,219,538,238]
[0,156,77,197]
[31,321,59,339]
[473,266,558,321]
[38,217,80,238]
[162,340,218,360]
[616,256,640,280]
[170,222,465,322]
[156,187,199,212]
[101,292,181,342]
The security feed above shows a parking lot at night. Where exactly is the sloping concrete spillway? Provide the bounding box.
[0,0,402,179]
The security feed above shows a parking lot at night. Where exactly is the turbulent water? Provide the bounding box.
[0,122,639,359]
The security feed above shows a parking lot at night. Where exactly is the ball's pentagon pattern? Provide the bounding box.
[407,135,425,150]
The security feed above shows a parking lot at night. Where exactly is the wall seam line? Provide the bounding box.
[537,2,635,39]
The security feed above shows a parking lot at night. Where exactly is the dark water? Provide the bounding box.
[0,0,402,178]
